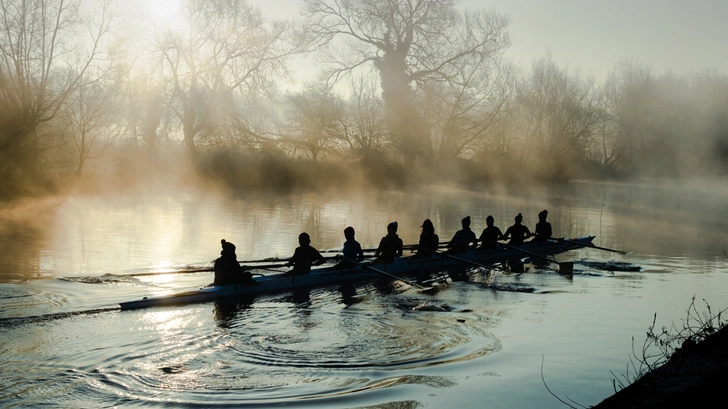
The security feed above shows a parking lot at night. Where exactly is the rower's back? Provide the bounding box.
[214,239,252,286]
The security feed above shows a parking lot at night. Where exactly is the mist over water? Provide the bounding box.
[2,180,728,407]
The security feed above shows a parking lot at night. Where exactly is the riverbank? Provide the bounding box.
[594,324,728,408]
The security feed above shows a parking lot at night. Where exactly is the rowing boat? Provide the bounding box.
[119,236,594,310]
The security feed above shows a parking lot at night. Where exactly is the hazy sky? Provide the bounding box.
[250,0,727,82]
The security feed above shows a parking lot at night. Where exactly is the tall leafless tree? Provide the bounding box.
[342,74,387,161]
[120,69,170,158]
[599,60,657,172]
[285,84,345,160]
[517,55,599,179]
[302,0,510,166]
[60,72,120,175]
[153,0,303,156]
[424,59,517,161]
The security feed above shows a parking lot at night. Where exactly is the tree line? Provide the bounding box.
[2,0,727,198]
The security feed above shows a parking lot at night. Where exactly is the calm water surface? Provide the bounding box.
[2,181,728,408]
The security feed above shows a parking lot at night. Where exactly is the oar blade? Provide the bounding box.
[559,238,632,255]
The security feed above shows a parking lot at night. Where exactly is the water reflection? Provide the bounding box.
[285,288,312,307]
[339,284,363,306]
[0,216,48,281]
[213,295,255,327]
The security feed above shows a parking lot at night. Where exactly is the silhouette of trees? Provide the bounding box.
[426,61,518,161]
[120,70,170,159]
[153,0,301,155]
[692,71,728,171]
[517,56,599,179]
[341,75,387,161]
[3,1,728,198]
[302,0,510,165]
[59,73,120,175]
[597,60,657,173]
[0,0,114,195]
[285,84,345,160]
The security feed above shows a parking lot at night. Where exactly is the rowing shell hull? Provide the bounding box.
[119,268,375,310]
[119,236,594,310]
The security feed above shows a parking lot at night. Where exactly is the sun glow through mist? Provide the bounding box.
[146,0,183,29]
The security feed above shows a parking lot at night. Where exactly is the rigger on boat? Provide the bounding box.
[119,236,595,310]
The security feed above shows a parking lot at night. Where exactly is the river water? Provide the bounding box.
[2,180,728,408]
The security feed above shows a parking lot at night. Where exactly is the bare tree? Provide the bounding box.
[341,74,387,161]
[120,69,170,158]
[517,55,599,179]
[153,0,302,156]
[285,84,345,160]
[60,73,120,175]
[425,59,518,160]
[599,60,657,173]
[302,0,510,166]
[0,0,114,194]
[60,75,118,175]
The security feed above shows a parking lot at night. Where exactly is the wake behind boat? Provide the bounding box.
[119,236,595,310]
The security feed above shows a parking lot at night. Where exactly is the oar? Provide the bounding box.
[554,238,632,255]
[500,243,573,274]
[426,249,500,270]
[346,258,434,292]
[431,250,513,277]
[237,256,338,263]
[121,263,288,277]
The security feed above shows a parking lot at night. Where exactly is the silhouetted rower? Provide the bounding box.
[413,219,439,258]
[532,210,552,243]
[286,232,326,275]
[214,239,255,286]
[503,213,532,245]
[373,221,403,264]
[478,215,504,249]
[342,226,364,261]
[447,216,477,254]
[337,226,364,268]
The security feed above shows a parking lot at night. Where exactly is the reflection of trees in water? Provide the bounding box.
[0,220,46,281]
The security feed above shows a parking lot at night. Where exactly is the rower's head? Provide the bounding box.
[220,239,236,256]
[515,213,523,224]
[461,216,471,228]
[387,221,398,234]
[486,215,494,227]
[421,219,434,235]
[539,210,548,221]
[298,232,311,246]
[344,226,355,240]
